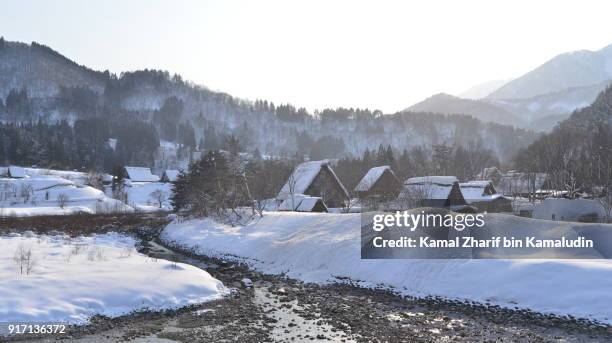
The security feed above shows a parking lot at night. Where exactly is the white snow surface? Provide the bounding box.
[122,181,173,212]
[354,166,391,192]
[162,212,612,323]
[0,175,133,217]
[0,232,227,325]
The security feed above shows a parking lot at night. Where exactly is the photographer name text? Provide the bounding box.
[372,236,594,249]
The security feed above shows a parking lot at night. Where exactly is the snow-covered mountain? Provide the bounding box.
[0,39,105,99]
[458,79,511,99]
[487,44,612,100]
[406,93,520,126]
[0,39,540,167]
[407,44,612,131]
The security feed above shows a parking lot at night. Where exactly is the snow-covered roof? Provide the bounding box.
[354,166,395,192]
[8,166,26,178]
[400,176,459,200]
[459,181,503,203]
[124,167,160,182]
[461,180,492,188]
[296,197,326,212]
[405,176,458,186]
[278,194,327,212]
[163,169,180,182]
[277,160,348,200]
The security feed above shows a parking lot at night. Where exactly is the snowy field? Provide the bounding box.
[0,232,227,327]
[0,175,133,217]
[122,181,173,212]
[0,166,175,217]
[162,212,612,324]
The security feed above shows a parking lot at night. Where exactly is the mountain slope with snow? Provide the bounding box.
[406,93,520,126]
[458,79,511,99]
[488,44,612,100]
[0,39,105,99]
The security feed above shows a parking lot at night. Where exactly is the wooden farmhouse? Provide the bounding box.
[460,180,512,212]
[7,166,26,178]
[123,167,160,182]
[354,166,401,201]
[277,160,349,208]
[161,169,180,183]
[398,176,466,209]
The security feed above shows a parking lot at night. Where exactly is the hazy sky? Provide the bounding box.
[1,0,612,112]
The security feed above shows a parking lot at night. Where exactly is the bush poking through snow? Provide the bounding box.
[13,244,36,275]
[57,193,69,209]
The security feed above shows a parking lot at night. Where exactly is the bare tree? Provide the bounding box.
[286,168,298,211]
[20,184,33,203]
[149,189,169,209]
[13,244,36,275]
[86,171,105,190]
[57,193,69,209]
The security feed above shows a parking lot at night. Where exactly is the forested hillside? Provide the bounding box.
[515,85,612,192]
[0,38,539,172]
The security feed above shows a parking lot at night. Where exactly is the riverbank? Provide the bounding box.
[2,213,611,342]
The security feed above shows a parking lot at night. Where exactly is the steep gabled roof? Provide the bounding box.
[124,167,159,182]
[460,180,505,203]
[354,166,399,192]
[400,176,459,200]
[162,169,180,182]
[277,160,348,200]
[8,166,26,178]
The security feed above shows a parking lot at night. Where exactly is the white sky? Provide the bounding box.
[1,0,612,112]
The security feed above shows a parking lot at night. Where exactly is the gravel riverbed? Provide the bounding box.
[2,215,611,342]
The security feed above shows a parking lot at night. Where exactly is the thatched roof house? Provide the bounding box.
[398,176,466,209]
[460,180,512,212]
[123,167,160,182]
[354,166,401,200]
[277,160,349,208]
[278,194,328,212]
[7,166,26,178]
[161,169,180,183]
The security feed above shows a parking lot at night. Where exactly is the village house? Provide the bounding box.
[123,167,160,182]
[277,160,349,208]
[354,166,401,201]
[278,194,328,212]
[460,180,512,212]
[7,166,26,179]
[161,169,180,183]
[397,176,466,209]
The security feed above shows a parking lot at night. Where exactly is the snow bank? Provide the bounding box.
[162,212,612,323]
[0,232,227,325]
[0,176,133,217]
